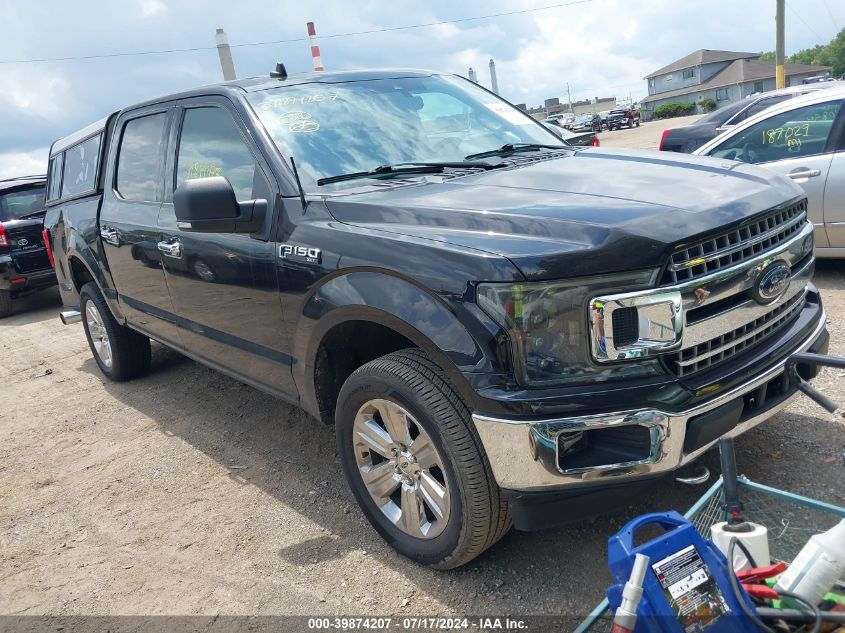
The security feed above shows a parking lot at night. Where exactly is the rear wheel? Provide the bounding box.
[80,282,151,381]
[336,348,510,569]
[0,290,11,318]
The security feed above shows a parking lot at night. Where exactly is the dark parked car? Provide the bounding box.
[45,66,827,569]
[572,112,602,132]
[544,122,600,146]
[659,84,841,153]
[0,174,55,317]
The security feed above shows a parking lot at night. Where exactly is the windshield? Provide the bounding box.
[248,74,563,187]
[0,185,46,222]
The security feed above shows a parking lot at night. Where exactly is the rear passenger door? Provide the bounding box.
[99,107,182,346]
[158,97,295,397]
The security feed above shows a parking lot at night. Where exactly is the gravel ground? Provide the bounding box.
[1,265,843,624]
[597,113,704,150]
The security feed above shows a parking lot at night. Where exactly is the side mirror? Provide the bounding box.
[173,176,267,233]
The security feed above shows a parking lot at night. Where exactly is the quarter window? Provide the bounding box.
[47,154,63,201]
[116,113,167,202]
[61,134,101,198]
[176,107,264,201]
[709,101,842,164]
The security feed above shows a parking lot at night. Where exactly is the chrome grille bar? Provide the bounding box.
[666,291,807,377]
[661,201,807,285]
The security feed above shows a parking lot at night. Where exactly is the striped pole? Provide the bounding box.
[307,22,324,72]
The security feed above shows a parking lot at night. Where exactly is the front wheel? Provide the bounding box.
[336,349,510,569]
[80,282,151,381]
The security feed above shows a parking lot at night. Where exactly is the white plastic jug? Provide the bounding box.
[774,518,845,606]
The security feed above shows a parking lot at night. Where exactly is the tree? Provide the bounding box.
[757,28,845,77]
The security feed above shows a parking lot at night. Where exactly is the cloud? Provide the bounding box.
[0,148,49,179]
[138,0,166,17]
[0,0,838,173]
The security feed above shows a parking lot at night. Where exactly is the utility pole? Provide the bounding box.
[215,28,236,81]
[566,83,573,113]
[776,0,786,88]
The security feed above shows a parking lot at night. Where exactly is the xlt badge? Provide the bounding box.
[279,244,321,264]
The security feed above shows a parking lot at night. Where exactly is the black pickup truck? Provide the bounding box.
[0,174,55,316]
[44,67,828,569]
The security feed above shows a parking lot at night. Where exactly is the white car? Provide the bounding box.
[695,85,845,258]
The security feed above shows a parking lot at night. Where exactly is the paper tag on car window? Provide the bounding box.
[484,103,532,125]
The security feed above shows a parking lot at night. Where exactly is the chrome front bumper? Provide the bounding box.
[472,310,827,492]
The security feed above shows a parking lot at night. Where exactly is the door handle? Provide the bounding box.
[157,239,183,259]
[787,168,821,180]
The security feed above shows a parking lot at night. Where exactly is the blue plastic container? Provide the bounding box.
[606,511,759,633]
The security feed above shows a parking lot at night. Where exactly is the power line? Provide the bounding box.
[785,1,826,43]
[821,0,841,33]
[0,0,591,65]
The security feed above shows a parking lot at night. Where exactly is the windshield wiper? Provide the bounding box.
[316,160,502,186]
[464,143,568,160]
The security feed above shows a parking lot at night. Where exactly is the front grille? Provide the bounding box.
[665,291,807,377]
[661,201,807,285]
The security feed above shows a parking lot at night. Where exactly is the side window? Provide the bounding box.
[710,101,842,164]
[744,95,790,119]
[61,134,101,198]
[47,154,63,202]
[176,107,264,201]
[116,113,167,202]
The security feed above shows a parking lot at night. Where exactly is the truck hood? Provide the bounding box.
[324,148,804,280]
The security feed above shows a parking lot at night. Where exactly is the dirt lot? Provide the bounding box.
[597,113,704,150]
[1,262,844,622]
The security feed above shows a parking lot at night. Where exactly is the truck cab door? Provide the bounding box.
[99,107,182,347]
[158,98,296,398]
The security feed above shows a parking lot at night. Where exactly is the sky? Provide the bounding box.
[0,0,842,178]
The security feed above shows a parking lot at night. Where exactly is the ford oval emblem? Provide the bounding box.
[751,261,791,304]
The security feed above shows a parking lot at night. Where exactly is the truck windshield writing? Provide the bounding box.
[247,75,561,187]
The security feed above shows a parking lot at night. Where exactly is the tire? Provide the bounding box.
[80,282,151,381]
[635,119,640,127]
[336,348,510,569]
[628,118,633,128]
[0,290,12,318]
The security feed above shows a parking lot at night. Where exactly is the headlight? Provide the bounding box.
[478,270,678,387]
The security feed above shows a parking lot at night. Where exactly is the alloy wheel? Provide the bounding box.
[352,398,451,539]
[85,303,113,368]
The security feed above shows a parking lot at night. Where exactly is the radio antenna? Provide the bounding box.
[289,157,307,212]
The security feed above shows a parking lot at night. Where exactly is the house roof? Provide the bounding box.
[641,59,831,103]
[644,49,759,79]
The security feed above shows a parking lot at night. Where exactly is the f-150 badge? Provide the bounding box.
[279,244,321,264]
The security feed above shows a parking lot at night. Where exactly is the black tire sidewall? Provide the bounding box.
[80,284,120,379]
[0,290,12,317]
[336,373,465,566]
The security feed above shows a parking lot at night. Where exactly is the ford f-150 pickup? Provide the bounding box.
[44,66,828,569]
